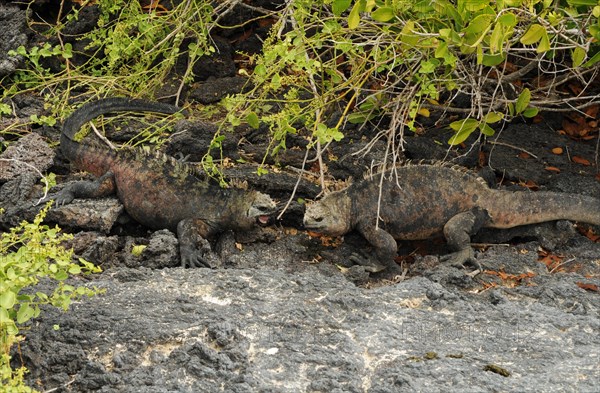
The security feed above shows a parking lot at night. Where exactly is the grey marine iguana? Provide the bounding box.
[303,164,600,272]
[54,97,277,268]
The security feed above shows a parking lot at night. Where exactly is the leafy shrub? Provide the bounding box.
[0,203,101,392]
[222,0,600,172]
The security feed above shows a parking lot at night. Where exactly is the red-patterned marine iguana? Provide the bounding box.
[54,97,276,267]
[303,164,600,271]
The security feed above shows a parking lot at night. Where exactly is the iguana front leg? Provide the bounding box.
[53,171,116,205]
[177,218,220,268]
[441,208,490,269]
[354,225,400,272]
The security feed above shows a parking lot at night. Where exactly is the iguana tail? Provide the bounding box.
[60,97,184,160]
[483,190,600,228]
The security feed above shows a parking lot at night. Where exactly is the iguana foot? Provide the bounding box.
[439,248,482,271]
[52,190,75,206]
[180,238,220,268]
[348,253,388,273]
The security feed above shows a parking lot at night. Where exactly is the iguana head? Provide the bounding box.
[246,191,277,226]
[303,192,352,236]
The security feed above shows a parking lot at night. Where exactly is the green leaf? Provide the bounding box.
[449,118,480,145]
[448,128,475,145]
[520,24,545,45]
[348,1,362,29]
[490,24,504,54]
[566,0,598,5]
[62,43,73,59]
[497,13,517,27]
[463,0,488,11]
[571,47,586,68]
[435,41,449,59]
[537,31,550,53]
[482,53,506,66]
[68,265,82,274]
[17,303,35,324]
[582,51,600,67]
[522,107,539,118]
[247,112,260,129]
[371,6,395,22]
[479,123,496,136]
[463,14,494,37]
[515,88,531,114]
[332,0,352,16]
[449,118,479,132]
[483,112,504,124]
[0,290,16,309]
[254,64,267,77]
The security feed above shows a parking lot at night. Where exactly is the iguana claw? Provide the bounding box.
[439,248,482,271]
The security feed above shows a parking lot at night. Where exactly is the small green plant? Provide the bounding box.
[221,0,600,173]
[0,202,101,391]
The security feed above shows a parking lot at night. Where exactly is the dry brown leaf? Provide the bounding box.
[518,152,530,159]
[545,166,561,173]
[572,156,591,166]
[576,282,599,292]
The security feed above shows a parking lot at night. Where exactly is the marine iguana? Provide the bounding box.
[54,97,277,268]
[303,164,600,271]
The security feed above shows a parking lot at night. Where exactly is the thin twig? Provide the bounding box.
[487,141,539,159]
[276,147,310,220]
[90,122,116,150]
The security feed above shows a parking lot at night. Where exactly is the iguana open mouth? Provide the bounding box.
[257,215,270,225]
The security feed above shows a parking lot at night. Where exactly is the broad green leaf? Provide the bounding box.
[371,6,395,22]
[537,31,550,53]
[572,47,586,68]
[462,0,488,11]
[479,123,496,136]
[522,107,539,118]
[449,118,479,132]
[400,21,419,46]
[515,88,531,114]
[247,112,260,129]
[482,53,506,66]
[490,24,504,54]
[594,6,600,18]
[17,303,35,324]
[366,0,376,12]
[498,13,517,27]
[332,0,352,16]
[463,14,494,37]
[348,1,362,29]
[0,290,16,309]
[520,24,545,45]
[483,112,504,124]
[448,128,475,145]
[254,64,267,77]
[435,41,449,59]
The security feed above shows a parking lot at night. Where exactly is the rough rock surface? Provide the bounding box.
[20,266,600,392]
[0,2,28,77]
